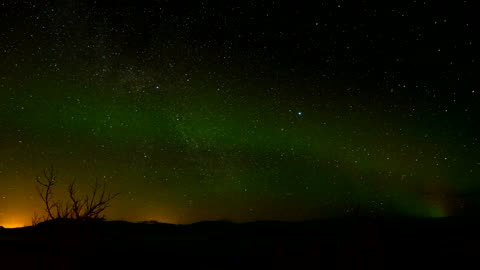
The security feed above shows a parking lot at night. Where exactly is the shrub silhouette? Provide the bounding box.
[33,165,119,225]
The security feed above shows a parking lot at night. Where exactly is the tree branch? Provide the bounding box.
[33,166,119,224]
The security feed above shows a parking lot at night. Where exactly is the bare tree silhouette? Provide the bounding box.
[33,165,119,225]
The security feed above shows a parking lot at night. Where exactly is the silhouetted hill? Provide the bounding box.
[2,216,480,269]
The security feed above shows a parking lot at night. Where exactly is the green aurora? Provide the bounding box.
[1,75,478,225]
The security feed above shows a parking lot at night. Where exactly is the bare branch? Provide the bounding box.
[33,166,119,223]
[31,211,46,226]
[35,166,57,220]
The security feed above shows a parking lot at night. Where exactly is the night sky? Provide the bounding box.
[1,0,479,227]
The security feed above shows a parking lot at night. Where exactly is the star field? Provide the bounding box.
[0,0,479,227]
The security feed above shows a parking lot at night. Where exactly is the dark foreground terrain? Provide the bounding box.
[1,217,480,269]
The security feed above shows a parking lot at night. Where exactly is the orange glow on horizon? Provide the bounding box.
[0,211,32,228]
[1,222,26,228]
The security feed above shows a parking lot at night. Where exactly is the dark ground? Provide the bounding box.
[1,217,480,269]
